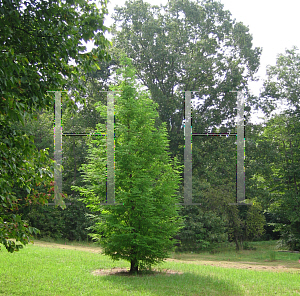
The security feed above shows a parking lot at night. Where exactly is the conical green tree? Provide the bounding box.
[73,56,183,274]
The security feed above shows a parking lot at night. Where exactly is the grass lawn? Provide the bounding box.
[0,239,299,295]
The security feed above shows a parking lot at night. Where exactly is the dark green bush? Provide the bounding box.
[19,197,94,241]
[176,207,227,252]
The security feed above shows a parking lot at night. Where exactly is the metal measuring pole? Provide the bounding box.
[47,90,122,206]
[177,90,248,206]
[47,91,67,207]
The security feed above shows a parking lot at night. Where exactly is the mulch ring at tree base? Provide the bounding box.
[91,268,184,276]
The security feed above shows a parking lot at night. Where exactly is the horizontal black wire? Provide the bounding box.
[192,133,237,136]
[60,133,238,136]
[61,133,106,136]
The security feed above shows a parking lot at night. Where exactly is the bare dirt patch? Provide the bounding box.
[167,258,300,273]
[32,240,102,254]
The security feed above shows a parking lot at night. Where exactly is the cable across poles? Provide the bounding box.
[176,90,248,206]
[48,90,247,207]
[47,90,122,206]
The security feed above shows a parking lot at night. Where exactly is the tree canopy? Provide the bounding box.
[111,0,261,159]
[250,46,300,250]
[259,46,300,118]
[0,0,111,252]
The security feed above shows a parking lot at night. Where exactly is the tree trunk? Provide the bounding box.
[130,258,138,274]
[289,138,298,195]
[235,233,240,251]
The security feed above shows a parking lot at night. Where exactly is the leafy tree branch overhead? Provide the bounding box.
[0,0,111,120]
[0,0,112,252]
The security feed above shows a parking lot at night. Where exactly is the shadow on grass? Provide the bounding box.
[96,268,244,296]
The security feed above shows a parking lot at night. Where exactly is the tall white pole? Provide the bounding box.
[184,91,192,205]
[106,91,115,204]
[236,91,245,203]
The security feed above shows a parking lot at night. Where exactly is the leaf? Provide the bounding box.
[0,0,111,253]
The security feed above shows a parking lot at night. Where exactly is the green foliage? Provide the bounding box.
[110,0,264,252]
[245,203,266,241]
[0,120,55,252]
[0,0,111,252]
[252,79,300,251]
[0,0,111,121]
[257,113,300,250]
[277,225,300,252]
[73,56,184,273]
[244,46,300,248]
[111,0,261,159]
[22,197,93,241]
[10,52,119,244]
[260,46,300,117]
[226,205,245,251]
[176,205,227,252]
[10,91,102,242]
[242,241,256,250]
[225,203,266,251]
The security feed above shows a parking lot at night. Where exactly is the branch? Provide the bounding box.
[11,24,56,39]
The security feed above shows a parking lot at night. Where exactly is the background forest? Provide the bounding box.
[1,0,300,253]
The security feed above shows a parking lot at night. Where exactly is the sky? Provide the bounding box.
[100,0,300,124]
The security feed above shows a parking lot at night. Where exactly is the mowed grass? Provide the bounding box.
[0,240,299,296]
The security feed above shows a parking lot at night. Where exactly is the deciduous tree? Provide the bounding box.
[73,56,183,274]
[111,0,261,158]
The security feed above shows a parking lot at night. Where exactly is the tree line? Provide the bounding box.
[1,0,299,272]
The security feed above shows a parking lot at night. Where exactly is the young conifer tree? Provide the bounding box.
[73,56,183,274]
